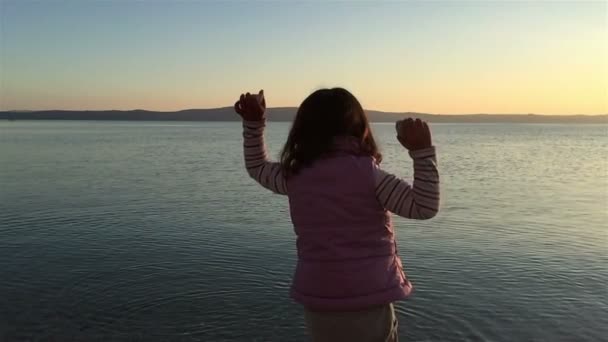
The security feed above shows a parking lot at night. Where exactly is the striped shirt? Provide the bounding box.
[242,120,439,219]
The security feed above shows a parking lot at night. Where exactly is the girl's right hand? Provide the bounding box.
[396,118,432,151]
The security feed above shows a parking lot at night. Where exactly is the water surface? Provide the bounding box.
[1,121,606,341]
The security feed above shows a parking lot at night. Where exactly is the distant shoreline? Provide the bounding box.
[1,108,606,124]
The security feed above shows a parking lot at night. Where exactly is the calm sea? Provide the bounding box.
[0,121,606,341]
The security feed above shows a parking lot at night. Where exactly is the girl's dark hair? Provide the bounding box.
[280,87,381,175]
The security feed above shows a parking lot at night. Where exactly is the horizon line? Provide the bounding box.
[2,107,607,117]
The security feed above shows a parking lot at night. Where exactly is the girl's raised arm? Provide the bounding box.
[374,147,439,219]
[374,119,439,219]
[235,90,287,195]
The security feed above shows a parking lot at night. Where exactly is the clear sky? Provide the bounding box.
[1,1,606,114]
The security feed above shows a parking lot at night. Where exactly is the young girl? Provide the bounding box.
[234,88,439,342]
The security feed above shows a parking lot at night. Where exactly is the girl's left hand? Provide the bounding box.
[234,90,266,121]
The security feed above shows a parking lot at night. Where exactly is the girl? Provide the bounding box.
[234,88,439,342]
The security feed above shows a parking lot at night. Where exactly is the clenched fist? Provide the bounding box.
[234,89,266,121]
[396,118,432,151]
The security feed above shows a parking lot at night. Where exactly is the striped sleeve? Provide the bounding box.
[374,147,439,220]
[242,120,288,195]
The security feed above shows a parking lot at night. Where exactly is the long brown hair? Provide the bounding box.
[280,88,381,175]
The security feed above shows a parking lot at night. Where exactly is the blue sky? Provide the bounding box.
[1,1,606,114]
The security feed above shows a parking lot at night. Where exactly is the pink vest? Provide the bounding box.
[287,149,413,311]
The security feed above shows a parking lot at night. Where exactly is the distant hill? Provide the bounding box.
[1,108,606,124]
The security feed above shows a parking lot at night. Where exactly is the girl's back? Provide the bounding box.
[287,150,410,311]
[235,88,439,341]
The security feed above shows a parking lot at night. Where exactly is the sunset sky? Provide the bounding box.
[1,1,606,114]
